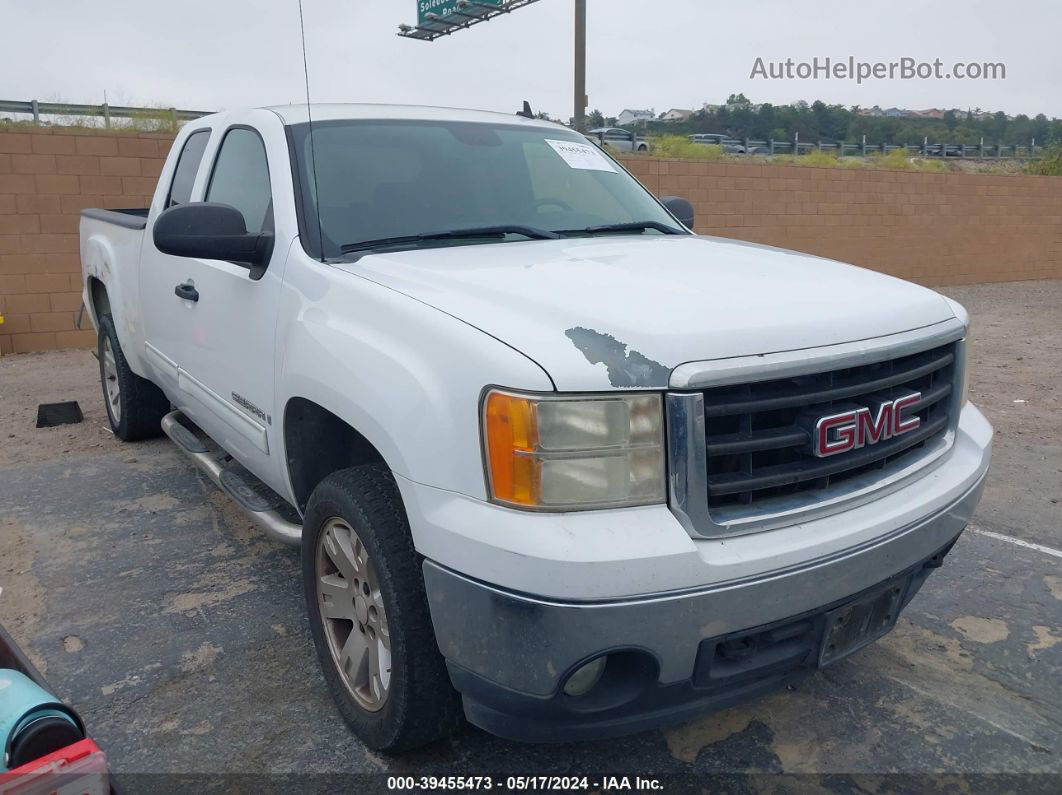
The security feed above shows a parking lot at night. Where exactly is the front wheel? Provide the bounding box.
[302,464,462,752]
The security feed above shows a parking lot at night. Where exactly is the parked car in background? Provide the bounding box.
[79,103,991,753]
[689,133,760,154]
[588,127,649,152]
[926,144,965,157]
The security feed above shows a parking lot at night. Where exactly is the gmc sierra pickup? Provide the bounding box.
[79,104,992,752]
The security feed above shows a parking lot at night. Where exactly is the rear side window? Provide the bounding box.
[166,130,210,208]
[206,128,273,233]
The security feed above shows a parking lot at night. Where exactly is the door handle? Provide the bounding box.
[174,282,199,302]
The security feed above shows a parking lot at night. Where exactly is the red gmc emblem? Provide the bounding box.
[812,392,922,458]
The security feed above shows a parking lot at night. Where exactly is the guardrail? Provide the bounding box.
[0,99,212,127]
[686,135,1046,159]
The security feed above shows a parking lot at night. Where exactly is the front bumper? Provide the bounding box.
[423,469,988,743]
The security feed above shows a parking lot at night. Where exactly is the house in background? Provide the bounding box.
[617,109,654,126]
[911,108,945,119]
[659,108,693,122]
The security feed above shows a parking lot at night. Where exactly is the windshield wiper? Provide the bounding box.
[340,225,560,254]
[563,221,686,236]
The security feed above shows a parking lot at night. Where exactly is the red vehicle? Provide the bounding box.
[0,624,109,794]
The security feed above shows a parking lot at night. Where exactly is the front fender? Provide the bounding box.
[275,254,554,502]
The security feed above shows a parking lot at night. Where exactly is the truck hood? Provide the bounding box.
[336,235,958,391]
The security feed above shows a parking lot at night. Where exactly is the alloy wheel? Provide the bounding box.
[102,336,121,424]
[315,517,392,711]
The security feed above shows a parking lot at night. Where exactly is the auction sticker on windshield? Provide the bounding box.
[545,139,617,173]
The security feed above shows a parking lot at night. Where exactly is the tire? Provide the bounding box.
[97,313,170,442]
[302,464,462,752]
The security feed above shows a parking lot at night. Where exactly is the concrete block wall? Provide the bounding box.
[1,126,1060,354]
[620,156,1062,287]
[0,128,172,354]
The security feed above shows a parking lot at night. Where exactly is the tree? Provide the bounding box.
[587,109,605,128]
[1031,114,1050,145]
[989,111,1009,141]
[634,93,1058,148]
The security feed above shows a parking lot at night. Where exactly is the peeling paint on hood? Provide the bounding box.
[565,328,670,388]
[336,235,958,392]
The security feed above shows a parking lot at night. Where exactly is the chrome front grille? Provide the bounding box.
[702,343,955,507]
[666,321,966,538]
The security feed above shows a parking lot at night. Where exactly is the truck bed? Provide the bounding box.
[81,207,149,230]
[80,209,149,351]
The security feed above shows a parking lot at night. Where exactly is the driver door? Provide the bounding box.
[141,114,289,484]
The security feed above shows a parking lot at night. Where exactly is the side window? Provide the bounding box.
[206,128,273,233]
[166,130,210,208]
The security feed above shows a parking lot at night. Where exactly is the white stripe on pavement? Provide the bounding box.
[971,527,1062,560]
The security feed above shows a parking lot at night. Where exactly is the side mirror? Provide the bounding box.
[661,196,695,230]
[153,203,274,280]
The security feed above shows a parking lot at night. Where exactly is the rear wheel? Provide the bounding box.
[96,313,169,441]
[302,464,462,752]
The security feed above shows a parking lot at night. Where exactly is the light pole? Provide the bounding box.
[574,0,587,131]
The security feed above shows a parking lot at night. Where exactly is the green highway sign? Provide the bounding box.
[418,0,503,26]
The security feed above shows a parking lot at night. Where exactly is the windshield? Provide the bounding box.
[288,119,684,259]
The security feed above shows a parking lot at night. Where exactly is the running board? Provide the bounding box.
[161,410,302,546]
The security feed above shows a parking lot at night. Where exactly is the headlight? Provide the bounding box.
[482,389,665,511]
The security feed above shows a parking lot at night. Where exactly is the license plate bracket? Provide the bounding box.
[819,576,909,665]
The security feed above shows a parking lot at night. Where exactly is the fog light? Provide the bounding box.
[563,657,607,697]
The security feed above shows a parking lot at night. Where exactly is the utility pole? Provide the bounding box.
[574,0,587,131]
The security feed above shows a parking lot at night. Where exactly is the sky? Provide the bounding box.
[1,0,1058,121]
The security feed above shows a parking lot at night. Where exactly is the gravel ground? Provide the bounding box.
[0,279,1059,790]
[944,281,1062,550]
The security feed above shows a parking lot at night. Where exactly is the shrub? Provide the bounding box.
[870,148,916,170]
[798,149,841,167]
[1026,147,1062,176]
[126,107,181,133]
[867,148,946,172]
[649,135,727,161]
[770,150,861,169]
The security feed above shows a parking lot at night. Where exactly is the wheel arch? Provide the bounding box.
[87,275,111,325]
[79,227,150,374]
[283,397,388,513]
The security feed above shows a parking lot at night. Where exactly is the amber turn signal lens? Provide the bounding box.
[484,391,540,506]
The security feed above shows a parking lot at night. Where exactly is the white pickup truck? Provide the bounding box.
[79,104,992,752]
